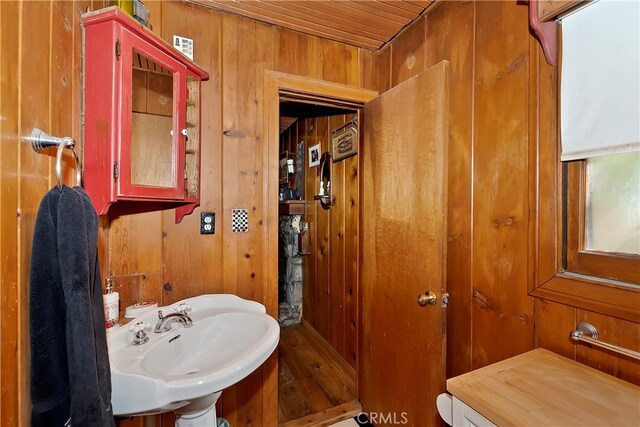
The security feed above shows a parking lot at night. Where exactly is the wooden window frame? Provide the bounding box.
[528,42,640,324]
[565,161,640,284]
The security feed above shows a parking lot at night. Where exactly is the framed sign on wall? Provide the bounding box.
[331,121,358,161]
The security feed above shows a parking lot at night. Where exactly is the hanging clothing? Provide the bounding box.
[29,185,114,427]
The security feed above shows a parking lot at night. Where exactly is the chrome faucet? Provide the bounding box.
[154,309,193,333]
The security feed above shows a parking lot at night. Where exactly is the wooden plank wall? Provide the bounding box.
[0,1,107,425]
[0,1,375,426]
[280,113,360,370]
[3,1,637,426]
[379,0,639,383]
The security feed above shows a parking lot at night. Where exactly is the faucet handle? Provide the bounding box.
[129,321,151,333]
[157,310,164,320]
[129,322,151,346]
[175,303,192,314]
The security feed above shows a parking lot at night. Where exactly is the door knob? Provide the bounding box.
[417,290,437,306]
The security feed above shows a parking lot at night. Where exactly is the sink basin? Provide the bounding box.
[107,294,279,423]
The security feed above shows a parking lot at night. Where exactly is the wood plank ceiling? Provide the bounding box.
[186,0,433,50]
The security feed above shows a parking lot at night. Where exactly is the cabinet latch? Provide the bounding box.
[115,39,121,60]
[113,162,120,181]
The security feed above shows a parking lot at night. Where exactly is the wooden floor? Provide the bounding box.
[279,321,360,427]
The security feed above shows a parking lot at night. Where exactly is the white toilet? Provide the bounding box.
[436,393,453,426]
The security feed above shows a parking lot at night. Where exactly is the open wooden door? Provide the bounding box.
[360,61,449,426]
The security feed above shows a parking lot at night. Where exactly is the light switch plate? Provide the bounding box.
[173,35,193,60]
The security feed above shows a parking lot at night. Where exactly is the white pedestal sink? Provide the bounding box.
[107,294,279,426]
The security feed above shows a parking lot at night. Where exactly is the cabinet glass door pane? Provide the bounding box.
[130,50,175,188]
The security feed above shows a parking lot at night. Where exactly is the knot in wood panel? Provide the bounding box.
[405,54,416,70]
[473,290,490,309]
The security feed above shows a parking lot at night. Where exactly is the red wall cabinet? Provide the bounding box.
[83,7,209,223]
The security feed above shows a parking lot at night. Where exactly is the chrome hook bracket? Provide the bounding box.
[570,322,640,360]
[29,128,72,152]
[570,322,599,340]
[26,128,82,189]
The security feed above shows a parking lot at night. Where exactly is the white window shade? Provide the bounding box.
[560,0,640,161]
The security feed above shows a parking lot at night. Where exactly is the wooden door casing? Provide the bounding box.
[360,61,449,426]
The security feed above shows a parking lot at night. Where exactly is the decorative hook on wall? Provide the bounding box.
[26,128,82,189]
[529,0,557,66]
[313,151,333,210]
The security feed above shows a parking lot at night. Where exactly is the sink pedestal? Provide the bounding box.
[174,391,221,427]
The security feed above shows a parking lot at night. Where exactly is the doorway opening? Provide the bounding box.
[266,66,449,426]
[277,98,361,426]
[262,71,377,426]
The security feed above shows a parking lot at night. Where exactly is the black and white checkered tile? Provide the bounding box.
[231,209,248,233]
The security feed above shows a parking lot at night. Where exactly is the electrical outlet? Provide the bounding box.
[200,212,215,235]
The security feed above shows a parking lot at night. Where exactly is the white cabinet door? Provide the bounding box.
[452,397,496,427]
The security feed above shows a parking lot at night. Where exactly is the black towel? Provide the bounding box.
[30,185,114,427]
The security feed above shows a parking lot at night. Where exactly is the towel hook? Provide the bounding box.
[28,128,82,189]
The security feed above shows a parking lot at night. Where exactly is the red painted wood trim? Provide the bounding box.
[175,202,199,223]
[83,6,209,80]
[83,19,120,216]
[529,0,557,66]
[116,27,187,199]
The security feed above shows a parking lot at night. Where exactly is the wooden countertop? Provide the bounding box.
[447,348,640,426]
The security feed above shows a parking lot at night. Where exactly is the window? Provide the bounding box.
[585,152,640,255]
[565,155,640,285]
[530,0,640,322]
[560,0,640,286]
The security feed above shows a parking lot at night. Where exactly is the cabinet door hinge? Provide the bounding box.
[113,162,120,181]
[115,39,121,60]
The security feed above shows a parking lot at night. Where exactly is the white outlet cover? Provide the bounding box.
[173,35,194,61]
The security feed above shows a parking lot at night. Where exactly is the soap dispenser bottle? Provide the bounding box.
[104,278,120,331]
